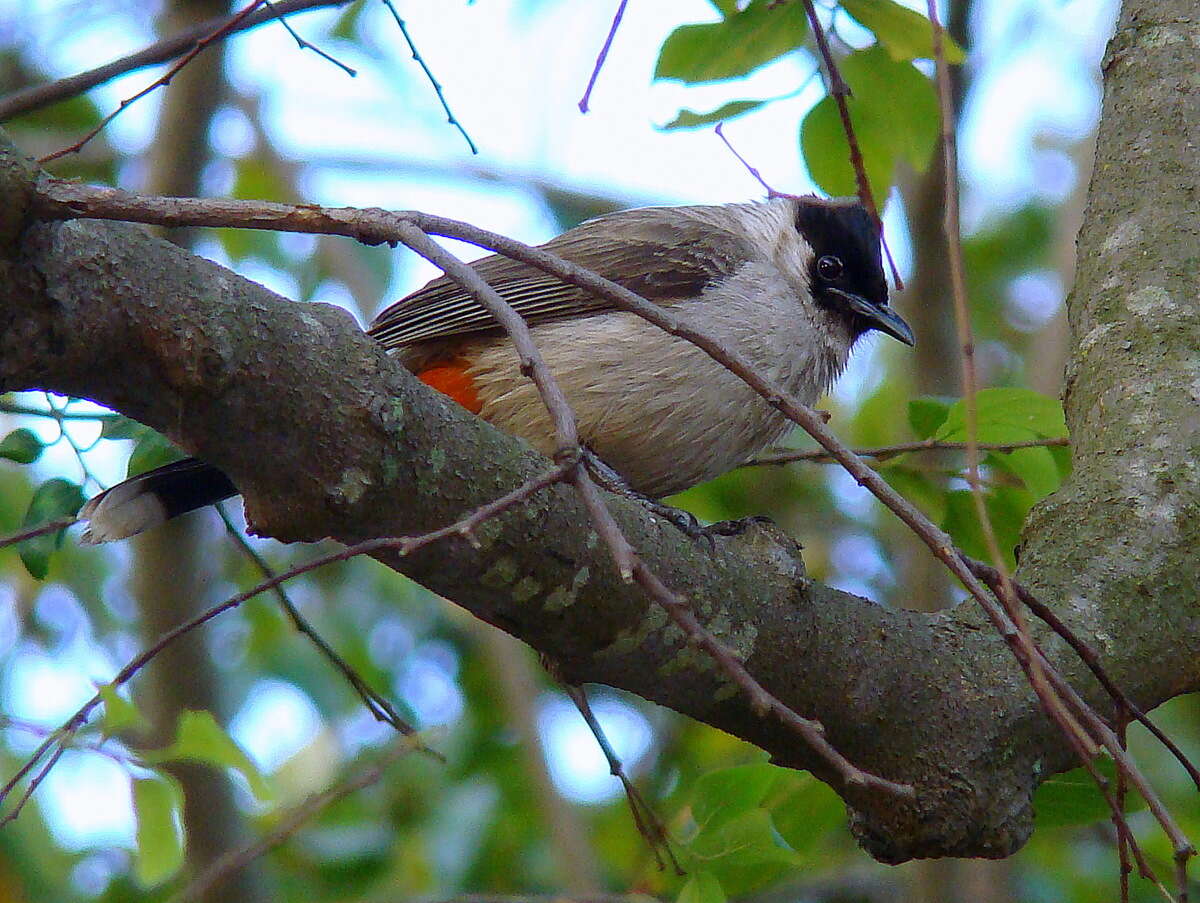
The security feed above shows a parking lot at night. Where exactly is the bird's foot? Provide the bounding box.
[644,499,707,539]
[579,448,713,542]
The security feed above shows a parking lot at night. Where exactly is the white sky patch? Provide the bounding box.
[230,678,322,773]
[1007,270,1064,332]
[398,640,464,727]
[38,751,135,850]
[3,638,115,729]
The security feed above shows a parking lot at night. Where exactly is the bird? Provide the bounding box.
[79,195,914,543]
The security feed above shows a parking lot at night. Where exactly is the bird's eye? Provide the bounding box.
[817,255,844,280]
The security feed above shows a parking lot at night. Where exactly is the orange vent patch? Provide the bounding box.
[417,361,484,414]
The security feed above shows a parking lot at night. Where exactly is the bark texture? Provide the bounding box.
[0,0,1195,863]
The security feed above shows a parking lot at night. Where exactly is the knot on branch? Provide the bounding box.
[0,141,38,250]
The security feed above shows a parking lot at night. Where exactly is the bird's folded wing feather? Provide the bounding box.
[367,206,755,349]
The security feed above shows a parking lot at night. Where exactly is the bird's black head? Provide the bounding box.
[793,197,914,346]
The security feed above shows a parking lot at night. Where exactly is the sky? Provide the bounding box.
[0,0,1120,875]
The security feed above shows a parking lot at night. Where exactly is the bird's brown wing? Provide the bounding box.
[367,206,755,349]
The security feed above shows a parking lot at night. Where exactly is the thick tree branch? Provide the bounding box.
[0,1,1195,859]
[0,159,1028,860]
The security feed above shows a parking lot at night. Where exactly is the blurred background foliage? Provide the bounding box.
[0,1,1196,901]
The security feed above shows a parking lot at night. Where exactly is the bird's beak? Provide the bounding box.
[831,289,916,346]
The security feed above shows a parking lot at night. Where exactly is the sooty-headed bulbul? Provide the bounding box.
[80,195,914,543]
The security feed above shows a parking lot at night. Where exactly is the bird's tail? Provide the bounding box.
[80,458,238,544]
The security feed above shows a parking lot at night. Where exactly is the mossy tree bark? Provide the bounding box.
[0,0,1194,863]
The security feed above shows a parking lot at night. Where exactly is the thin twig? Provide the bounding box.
[578,0,629,114]
[965,556,1200,792]
[926,4,1191,890]
[0,402,120,421]
[575,468,914,799]
[0,463,575,824]
[926,0,996,587]
[1030,644,1185,894]
[262,0,356,76]
[45,393,105,490]
[0,745,68,830]
[216,506,413,734]
[563,684,681,874]
[796,0,903,289]
[714,122,779,197]
[0,717,137,767]
[173,735,421,902]
[0,516,79,549]
[38,0,274,163]
[746,436,1070,467]
[1117,721,1133,903]
[380,0,477,155]
[0,0,349,122]
[923,0,1093,795]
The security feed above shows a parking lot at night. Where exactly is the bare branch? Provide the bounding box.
[796,0,903,288]
[262,0,357,76]
[39,0,274,163]
[173,736,422,903]
[216,506,413,734]
[0,516,79,549]
[0,0,351,122]
[714,122,780,197]
[563,684,681,874]
[746,437,1070,467]
[380,1,477,155]
[1,462,578,824]
[578,0,629,114]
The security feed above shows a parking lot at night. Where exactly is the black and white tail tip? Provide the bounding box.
[80,458,238,544]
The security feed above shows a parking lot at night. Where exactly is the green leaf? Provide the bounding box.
[881,465,948,522]
[660,99,767,131]
[145,710,271,801]
[18,478,85,579]
[1049,442,1073,482]
[768,773,845,854]
[126,430,183,478]
[708,0,739,16]
[1035,757,1146,828]
[686,809,801,895]
[935,388,1068,443]
[100,415,146,440]
[677,871,726,903]
[942,487,1032,566]
[0,428,44,464]
[908,397,953,439]
[132,776,185,886]
[841,0,966,62]
[800,47,939,202]
[988,445,1062,500]
[655,1,809,83]
[98,683,146,736]
[329,0,367,40]
[692,763,781,831]
[221,158,291,264]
